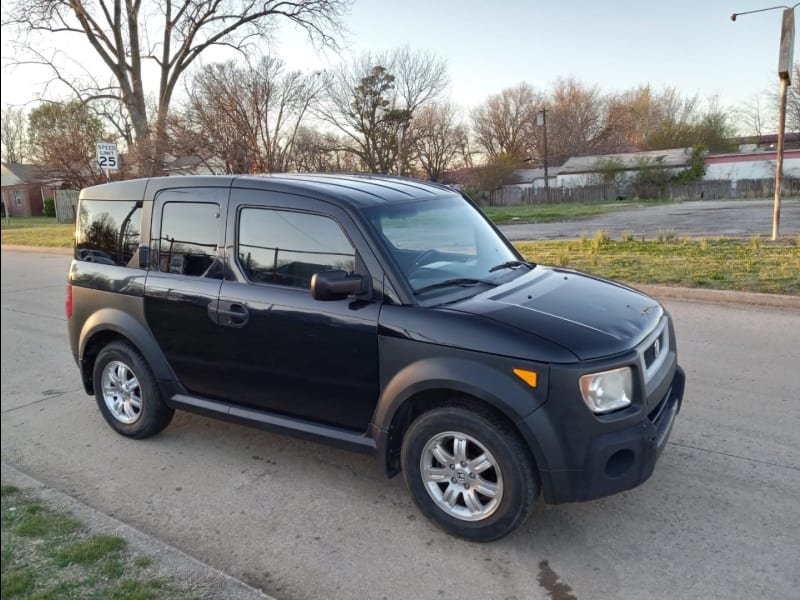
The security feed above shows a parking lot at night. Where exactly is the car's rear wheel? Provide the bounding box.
[93,341,174,438]
[401,406,538,542]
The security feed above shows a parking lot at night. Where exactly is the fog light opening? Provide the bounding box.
[605,449,635,479]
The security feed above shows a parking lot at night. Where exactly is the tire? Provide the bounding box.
[401,406,538,542]
[92,341,174,439]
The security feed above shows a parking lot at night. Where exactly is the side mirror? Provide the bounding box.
[311,270,365,301]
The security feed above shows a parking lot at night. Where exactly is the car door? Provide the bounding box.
[213,188,381,432]
[144,187,228,399]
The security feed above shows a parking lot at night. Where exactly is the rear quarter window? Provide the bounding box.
[75,199,142,267]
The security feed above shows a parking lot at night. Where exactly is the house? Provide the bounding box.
[1,163,62,218]
[506,167,561,190]
[704,149,800,180]
[556,148,693,188]
[732,132,800,153]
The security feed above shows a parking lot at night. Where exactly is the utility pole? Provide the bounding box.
[537,108,549,202]
[774,7,795,240]
[732,4,798,240]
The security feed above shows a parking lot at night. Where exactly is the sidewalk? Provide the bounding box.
[1,463,273,600]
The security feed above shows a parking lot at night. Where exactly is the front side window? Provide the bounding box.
[14,190,23,206]
[238,208,355,289]
[75,199,142,266]
[156,202,220,276]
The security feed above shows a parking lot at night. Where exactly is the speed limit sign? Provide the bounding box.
[96,142,119,171]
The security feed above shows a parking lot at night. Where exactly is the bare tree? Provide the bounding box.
[735,66,800,136]
[27,100,106,187]
[408,102,468,181]
[471,83,542,161]
[737,93,768,137]
[1,106,28,163]
[172,57,325,173]
[545,77,616,162]
[288,126,358,172]
[600,85,735,152]
[317,46,448,174]
[5,0,349,175]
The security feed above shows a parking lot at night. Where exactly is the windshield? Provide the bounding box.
[365,195,526,296]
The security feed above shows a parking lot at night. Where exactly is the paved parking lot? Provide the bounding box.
[499,198,800,240]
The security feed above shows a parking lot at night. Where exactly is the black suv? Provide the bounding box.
[67,173,684,541]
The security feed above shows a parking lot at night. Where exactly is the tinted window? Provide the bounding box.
[238,208,355,289]
[156,202,220,276]
[377,197,478,256]
[76,199,142,266]
[366,195,518,294]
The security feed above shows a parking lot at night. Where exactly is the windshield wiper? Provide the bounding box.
[488,259,536,273]
[413,278,498,296]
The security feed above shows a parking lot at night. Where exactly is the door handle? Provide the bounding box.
[218,302,249,328]
[208,300,249,328]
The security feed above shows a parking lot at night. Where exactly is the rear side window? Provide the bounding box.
[76,200,142,266]
[155,202,220,277]
[237,208,355,289]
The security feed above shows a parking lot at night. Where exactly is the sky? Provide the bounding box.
[0,0,794,121]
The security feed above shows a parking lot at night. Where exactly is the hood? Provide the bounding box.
[449,267,663,360]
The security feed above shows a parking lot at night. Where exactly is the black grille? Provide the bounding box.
[644,331,665,369]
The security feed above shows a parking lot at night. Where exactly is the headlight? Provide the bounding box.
[579,367,633,414]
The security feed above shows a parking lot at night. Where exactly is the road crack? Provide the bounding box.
[1,389,83,414]
[668,440,798,471]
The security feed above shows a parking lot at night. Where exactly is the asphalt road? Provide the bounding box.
[499,198,800,240]
[2,249,799,600]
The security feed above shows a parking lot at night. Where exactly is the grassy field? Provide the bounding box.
[2,216,798,295]
[515,234,800,296]
[1,484,202,600]
[1,217,74,247]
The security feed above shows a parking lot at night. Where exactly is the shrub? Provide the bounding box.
[44,197,56,217]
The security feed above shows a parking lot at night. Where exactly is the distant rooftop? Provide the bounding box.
[558,148,693,175]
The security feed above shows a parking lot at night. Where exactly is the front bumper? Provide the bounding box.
[573,365,683,502]
[523,364,685,505]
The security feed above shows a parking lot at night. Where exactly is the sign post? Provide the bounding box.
[96,142,120,181]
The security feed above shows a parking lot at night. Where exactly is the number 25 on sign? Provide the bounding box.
[96,142,119,171]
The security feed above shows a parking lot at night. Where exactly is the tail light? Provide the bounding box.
[65,284,73,319]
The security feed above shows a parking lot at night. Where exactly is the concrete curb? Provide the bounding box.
[633,284,800,310]
[1,463,274,600]
[1,245,796,309]
[1,244,73,255]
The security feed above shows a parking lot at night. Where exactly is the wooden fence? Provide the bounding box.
[486,178,799,206]
[55,190,79,224]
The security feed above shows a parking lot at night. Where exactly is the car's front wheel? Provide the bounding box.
[93,341,174,438]
[401,406,538,542]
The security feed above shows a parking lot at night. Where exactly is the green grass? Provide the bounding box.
[1,217,74,247]
[482,198,673,224]
[1,483,204,599]
[515,237,800,295]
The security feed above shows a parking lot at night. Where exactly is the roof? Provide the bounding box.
[81,173,458,208]
[731,132,800,145]
[238,173,456,207]
[705,148,800,163]
[558,148,692,175]
[507,168,561,184]
[1,163,40,187]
